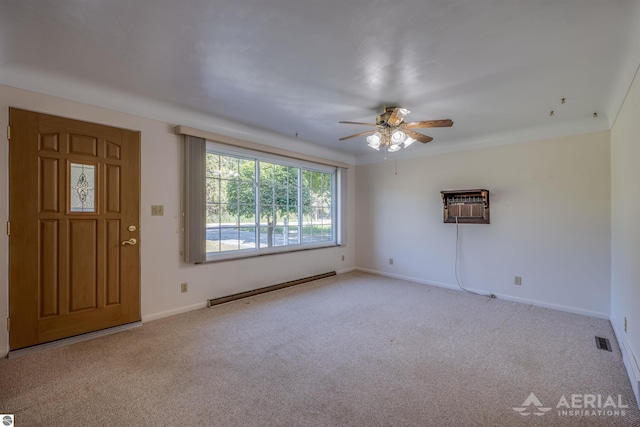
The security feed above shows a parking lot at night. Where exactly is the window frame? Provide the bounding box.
[200,141,339,262]
[181,128,348,265]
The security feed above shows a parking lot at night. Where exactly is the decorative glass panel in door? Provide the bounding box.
[70,163,95,212]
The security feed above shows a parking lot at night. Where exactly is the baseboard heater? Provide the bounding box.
[207,271,336,307]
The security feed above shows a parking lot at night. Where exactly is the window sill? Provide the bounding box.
[198,242,340,264]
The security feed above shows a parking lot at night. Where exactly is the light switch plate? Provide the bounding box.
[151,205,164,216]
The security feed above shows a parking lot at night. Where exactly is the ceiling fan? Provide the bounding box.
[339,107,453,152]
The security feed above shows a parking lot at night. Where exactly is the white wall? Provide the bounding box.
[355,131,611,317]
[611,68,640,403]
[0,84,356,356]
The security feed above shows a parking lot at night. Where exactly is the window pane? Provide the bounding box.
[220,226,240,252]
[259,182,274,205]
[272,219,296,247]
[316,225,332,242]
[223,177,237,205]
[214,203,227,224]
[223,203,235,223]
[231,178,255,206]
[259,206,277,248]
[219,156,239,179]
[259,208,276,230]
[260,162,275,182]
[203,148,337,260]
[302,170,333,243]
[238,159,255,180]
[288,187,299,207]
[206,153,219,177]
[287,226,300,245]
[288,211,300,224]
[238,227,257,250]
[273,163,288,181]
[302,224,315,244]
[206,226,221,253]
[272,224,286,247]
[206,204,220,224]
[274,183,289,206]
[259,226,270,248]
[238,206,256,225]
[205,177,220,204]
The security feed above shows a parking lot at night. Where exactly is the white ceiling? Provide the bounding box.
[1,0,639,163]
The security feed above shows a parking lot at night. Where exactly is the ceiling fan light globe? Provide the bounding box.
[367,132,381,145]
[388,144,401,153]
[391,130,406,144]
[403,137,416,148]
[367,142,380,151]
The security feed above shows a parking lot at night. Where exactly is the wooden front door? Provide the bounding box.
[8,108,141,350]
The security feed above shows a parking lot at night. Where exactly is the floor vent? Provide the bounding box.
[207,271,336,307]
[595,336,612,352]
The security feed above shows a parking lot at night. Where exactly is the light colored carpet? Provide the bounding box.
[0,271,638,426]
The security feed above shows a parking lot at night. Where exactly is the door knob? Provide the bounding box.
[122,238,137,246]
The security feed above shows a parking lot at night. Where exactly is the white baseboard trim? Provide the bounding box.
[612,324,640,409]
[490,292,610,319]
[355,268,610,319]
[621,340,640,409]
[336,267,357,275]
[142,301,208,323]
[621,339,640,408]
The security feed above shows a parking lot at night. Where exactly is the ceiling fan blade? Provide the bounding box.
[403,128,433,144]
[338,121,379,126]
[404,119,453,129]
[339,129,377,141]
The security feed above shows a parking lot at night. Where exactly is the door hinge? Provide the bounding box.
[6,317,9,332]
[6,221,9,236]
[6,125,10,141]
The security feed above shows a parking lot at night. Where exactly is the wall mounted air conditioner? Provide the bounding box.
[441,189,490,224]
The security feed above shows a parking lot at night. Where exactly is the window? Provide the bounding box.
[183,134,345,263]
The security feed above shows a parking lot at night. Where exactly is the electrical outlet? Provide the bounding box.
[389,258,394,265]
[624,317,627,333]
[514,276,522,286]
[181,282,188,293]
